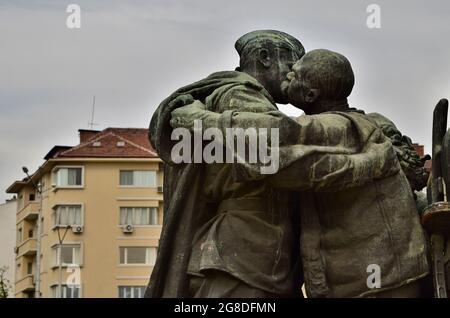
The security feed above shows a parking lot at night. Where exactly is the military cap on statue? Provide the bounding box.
[235,30,305,57]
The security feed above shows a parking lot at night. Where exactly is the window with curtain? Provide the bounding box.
[54,167,82,187]
[54,205,82,226]
[119,170,156,187]
[118,286,146,298]
[119,247,156,265]
[119,207,158,225]
[52,285,80,298]
[53,244,81,266]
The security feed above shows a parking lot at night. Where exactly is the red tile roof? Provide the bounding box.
[413,144,425,157]
[412,143,432,173]
[51,128,157,159]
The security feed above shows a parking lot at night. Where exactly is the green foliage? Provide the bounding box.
[0,266,11,298]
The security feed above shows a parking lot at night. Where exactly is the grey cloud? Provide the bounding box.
[1,0,449,201]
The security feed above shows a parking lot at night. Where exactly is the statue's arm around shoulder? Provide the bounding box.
[207,83,277,113]
[231,112,401,192]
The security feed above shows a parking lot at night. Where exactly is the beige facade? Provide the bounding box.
[7,128,163,298]
[0,198,17,297]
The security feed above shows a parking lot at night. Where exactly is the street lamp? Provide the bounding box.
[22,166,42,298]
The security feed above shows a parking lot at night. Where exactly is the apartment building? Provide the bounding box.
[6,128,163,298]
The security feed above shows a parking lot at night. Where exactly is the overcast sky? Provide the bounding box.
[1,0,450,201]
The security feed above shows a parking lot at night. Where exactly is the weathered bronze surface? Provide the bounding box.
[147,33,440,298]
[423,98,450,298]
[146,30,305,298]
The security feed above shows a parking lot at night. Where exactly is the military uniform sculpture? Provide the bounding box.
[146,31,440,298]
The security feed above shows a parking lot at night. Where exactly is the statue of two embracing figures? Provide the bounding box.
[145,30,450,298]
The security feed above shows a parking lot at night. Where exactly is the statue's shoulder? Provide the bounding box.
[205,71,265,91]
[366,112,397,128]
[205,71,274,111]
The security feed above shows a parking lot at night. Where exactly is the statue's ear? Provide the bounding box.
[258,48,271,68]
[305,88,320,103]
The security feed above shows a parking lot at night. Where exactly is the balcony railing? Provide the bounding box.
[16,238,37,257]
[15,274,35,293]
[17,201,39,223]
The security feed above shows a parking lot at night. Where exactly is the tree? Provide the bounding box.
[0,266,11,298]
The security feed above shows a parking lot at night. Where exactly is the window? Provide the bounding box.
[53,205,82,226]
[119,247,156,265]
[29,194,35,201]
[16,263,21,279]
[17,228,23,245]
[53,167,83,187]
[28,229,34,238]
[27,262,33,275]
[119,170,156,187]
[119,207,158,225]
[118,286,146,298]
[52,285,80,298]
[53,244,81,266]
[18,194,24,210]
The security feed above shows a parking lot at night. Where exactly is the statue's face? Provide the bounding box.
[285,60,311,110]
[265,47,302,104]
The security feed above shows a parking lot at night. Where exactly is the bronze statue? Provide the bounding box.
[146,30,306,298]
[170,49,430,297]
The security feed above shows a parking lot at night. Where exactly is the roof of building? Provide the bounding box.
[413,143,424,158]
[6,128,159,194]
[49,128,158,159]
[44,146,73,160]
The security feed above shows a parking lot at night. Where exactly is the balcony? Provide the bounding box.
[15,274,35,293]
[17,201,39,223]
[16,238,37,257]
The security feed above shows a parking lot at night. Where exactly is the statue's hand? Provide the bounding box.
[170,100,219,131]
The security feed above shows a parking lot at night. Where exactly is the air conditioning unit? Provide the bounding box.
[72,225,84,234]
[157,186,163,193]
[122,224,134,234]
[14,246,19,254]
